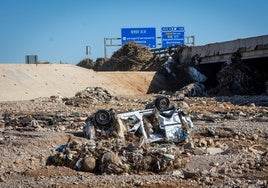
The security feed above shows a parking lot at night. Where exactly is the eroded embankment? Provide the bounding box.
[0,64,155,101]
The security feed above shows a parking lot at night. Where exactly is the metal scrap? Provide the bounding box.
[47,96,194,174]
[83,96,194,144]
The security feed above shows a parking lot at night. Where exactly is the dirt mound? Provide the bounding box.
[77,42,164,71]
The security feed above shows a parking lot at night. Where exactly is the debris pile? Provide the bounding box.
[76,43,267,97]
[3,111,87,132]
[63,87,114,107]
[76,43,161,71]
[76,58,111,71]
[175,82,208,98]
[213,52,263,95]
[108,42,154,71]
[76,58,95,69]
[46,136,186,174]
[47,96,196,174]
[148,54,207,95]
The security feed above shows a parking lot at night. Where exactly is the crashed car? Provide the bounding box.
[83,96,193,143]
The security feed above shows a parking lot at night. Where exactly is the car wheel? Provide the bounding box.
[95,110,111,126]
[155,96,170,111]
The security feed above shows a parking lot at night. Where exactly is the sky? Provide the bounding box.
[0,0,267,65]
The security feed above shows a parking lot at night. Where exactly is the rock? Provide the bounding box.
[198,138,207,147]
[105,152,121,165]
[178,101,189,109]
[206,138,214,146]
[164,154,175,160]
[209,167,217,175]
[178,83,208,97]
[252,134,258,141]
[234,178,242,184]
[100,151,123,174]
[58,125,66,131]
[0,120,5,128]
[238,111,247,117]
[0,175,5,182]
[182,169,198,179]
[206,147,224,155]
[184,142,195,150]
[173,158,183,169]
[172,170,183,177]
[31,120,40,128]
[218,167,228,174]
[193,148,206,155]
[0,135,4,144]
[200,169,209,176]
[204,176,213,185]
[82,156,96,172]
[217,103,225,108]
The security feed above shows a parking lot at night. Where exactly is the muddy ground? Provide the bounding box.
[0,93,267,188]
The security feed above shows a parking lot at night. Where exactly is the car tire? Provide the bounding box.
[155,96,170,111]
[95,110,111,126]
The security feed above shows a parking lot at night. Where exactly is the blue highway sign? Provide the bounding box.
[121,28,156,48]
[161,27,185,47]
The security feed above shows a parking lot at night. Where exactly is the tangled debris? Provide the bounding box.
[46,136,186,175]
[83,96,194,143]
[148,54,208,95]
[213,52,263,96]
[47,96,195,174]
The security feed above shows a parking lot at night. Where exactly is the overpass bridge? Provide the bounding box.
[150,35,268,94]
[151,35,268,65]
[182,35,268,65]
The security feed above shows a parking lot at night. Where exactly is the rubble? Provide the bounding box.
[0,93,268,187]
[212,52,264,96]
[63,87,114,107]
[175,82,208,97]
[46,136,187,174]
[3,110,88,132]
[47,96,194,174]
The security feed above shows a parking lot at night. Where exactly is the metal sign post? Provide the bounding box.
[86,45,91,56]
[85,45,91,64]
[104,38,121,58]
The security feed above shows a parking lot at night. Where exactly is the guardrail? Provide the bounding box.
[150,45,181,56]
[104,36,195,58]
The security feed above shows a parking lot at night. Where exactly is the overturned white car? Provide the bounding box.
[83,96,194,143]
